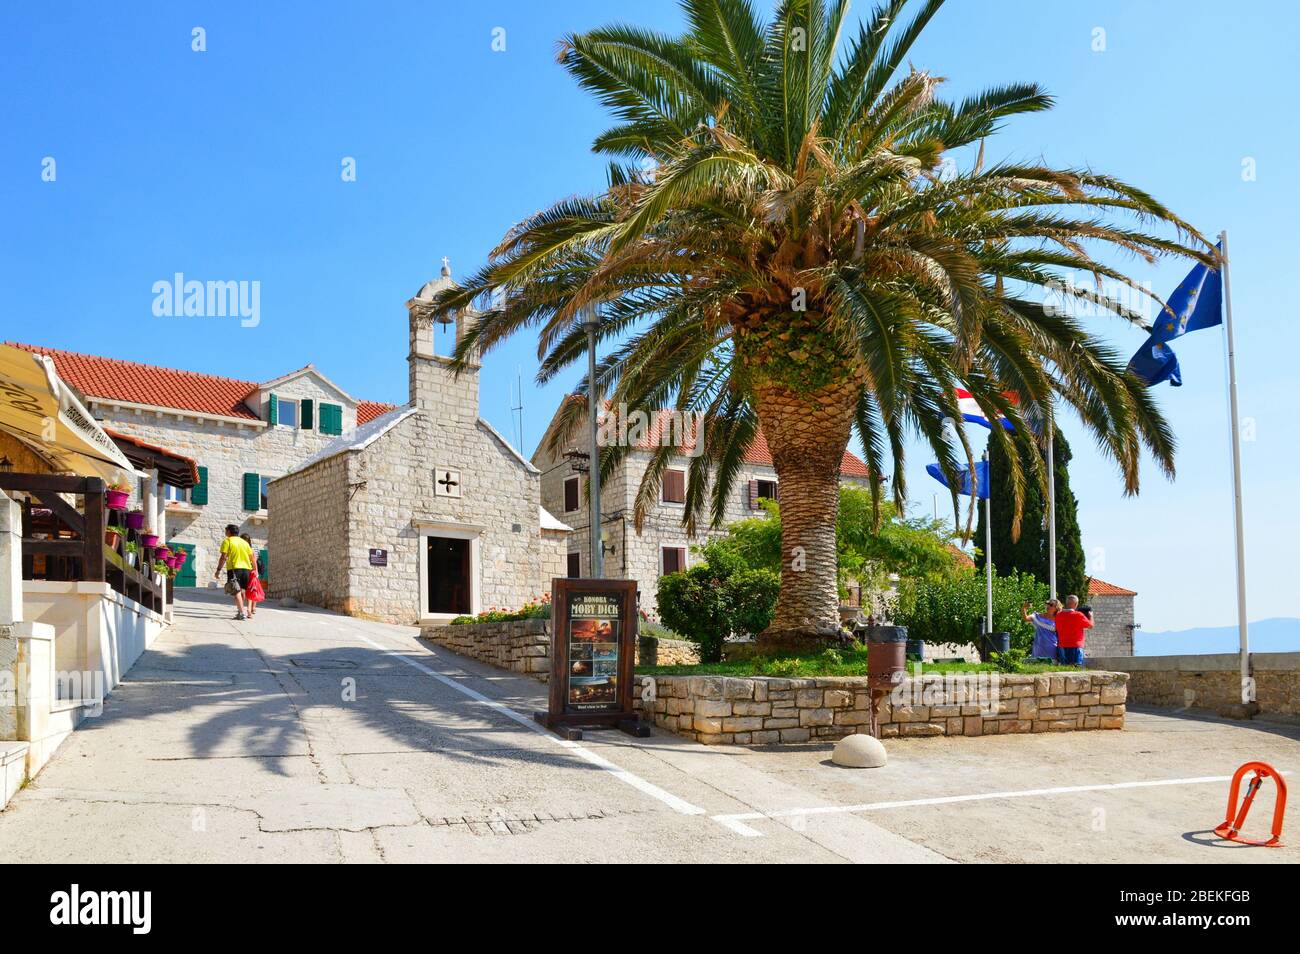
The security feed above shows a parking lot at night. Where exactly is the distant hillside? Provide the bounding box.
[1136,618,1300,656]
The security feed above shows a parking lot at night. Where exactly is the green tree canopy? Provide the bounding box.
[426,0,1212,649]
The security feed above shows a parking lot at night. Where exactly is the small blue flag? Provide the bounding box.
[1127,243,1223,387]
[926,460,989,500]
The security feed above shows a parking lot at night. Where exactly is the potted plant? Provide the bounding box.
[124,540,139,567]
[154,544,171,560]
[125,509,146,531]
[140,529,159,549]
[105,477,132,511]
[105,523,127,549]
[153,559,171,577]
[169,549,187,570]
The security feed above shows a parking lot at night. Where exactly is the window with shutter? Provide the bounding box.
[661,547,686,575]
[268,393,279,426]
[191,466,209,505]
[747,480,759,509]
[563,476,579,512]
[242,472,261,511]
[662,469,686,504]
[320,403,343,435]
[757,479,778,503]
[301,398,314,430]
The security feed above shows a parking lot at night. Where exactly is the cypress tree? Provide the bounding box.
[974,431,1086,599]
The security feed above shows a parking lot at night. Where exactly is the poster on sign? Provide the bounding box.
[534,577,648,739]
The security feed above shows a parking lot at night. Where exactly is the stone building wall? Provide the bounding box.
[1088,651,1300,719]
[342,404,551,623]
[265,451,351,612]
[1086,593,1134,656]
[633,671,1128,745]
[91,369,363,584]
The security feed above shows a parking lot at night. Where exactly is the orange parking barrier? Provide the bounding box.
[1214,761,1286,847]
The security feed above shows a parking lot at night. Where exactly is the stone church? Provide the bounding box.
[269,261,570,623]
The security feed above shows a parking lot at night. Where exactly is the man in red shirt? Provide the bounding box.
[1053,595,1093,666]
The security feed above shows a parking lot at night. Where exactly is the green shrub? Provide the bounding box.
[894,570,1047,652]
[655,542,779,663]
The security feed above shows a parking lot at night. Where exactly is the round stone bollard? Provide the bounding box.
[832,732,888,768]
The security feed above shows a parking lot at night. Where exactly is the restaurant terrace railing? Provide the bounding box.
[0,472,166,614]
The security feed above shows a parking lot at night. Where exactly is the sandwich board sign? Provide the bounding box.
[533,577,649,739]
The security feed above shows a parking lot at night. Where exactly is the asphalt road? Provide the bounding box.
[1,589,1295,864]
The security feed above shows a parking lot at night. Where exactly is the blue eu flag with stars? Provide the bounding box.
[1127,243,1223,387]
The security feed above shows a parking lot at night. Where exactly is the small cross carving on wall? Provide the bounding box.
[434,468,462,498]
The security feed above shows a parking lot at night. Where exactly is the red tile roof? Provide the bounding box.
[1088,576,1137,597]
[573,398,872,478]
[6,342,395,425]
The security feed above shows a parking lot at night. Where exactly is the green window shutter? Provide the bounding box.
[243,472,261,511]
[268,393,279,426]
[321,402,342,435]
[191,465,208,505]
[301,398,314,430]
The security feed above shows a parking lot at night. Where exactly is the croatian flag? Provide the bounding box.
[955,389,1014,431]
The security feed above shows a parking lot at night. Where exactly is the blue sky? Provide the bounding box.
[2,1,1296,637]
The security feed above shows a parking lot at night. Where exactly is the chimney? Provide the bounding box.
[405,256,480,419]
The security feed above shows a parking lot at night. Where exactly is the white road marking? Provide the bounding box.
[711,772,1292,836]
[353,632,705,816]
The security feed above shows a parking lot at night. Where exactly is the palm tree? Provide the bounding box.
[427,0,1213,652]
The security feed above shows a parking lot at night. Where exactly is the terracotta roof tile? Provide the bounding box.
[7,342,395,425]
[1088,576,1137,597]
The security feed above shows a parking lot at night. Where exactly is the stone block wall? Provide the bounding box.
[421,619,552,680]
[632,671,1128,745]
[420,621,700,680]
[1086,594,1135,657]
[1088,652,1300,718]
[267,451,351,613]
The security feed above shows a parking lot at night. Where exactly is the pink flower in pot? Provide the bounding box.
[125,510,146,530]
[105,489,130,510]
[154,545,171,560]
[140,532,159,549]
[170,551,187,570]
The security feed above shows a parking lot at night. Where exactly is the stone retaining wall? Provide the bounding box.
[632,671,1128,745]
[1088,652,1300,719]
[420,620,699,680]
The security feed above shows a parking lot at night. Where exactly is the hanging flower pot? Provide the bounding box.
[125,510,146,531]
[105,489,130,510]
[140,532,159,549]
[154,545,171,560]
[170,551,187,570]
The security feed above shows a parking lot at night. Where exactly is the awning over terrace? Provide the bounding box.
[0,343,134,483]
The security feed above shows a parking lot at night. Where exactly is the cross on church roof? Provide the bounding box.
[440,256,451,277]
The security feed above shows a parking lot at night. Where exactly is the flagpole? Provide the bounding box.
[1219,230,1251,704]
[984,450,993,635]
[1047,420,1057,601]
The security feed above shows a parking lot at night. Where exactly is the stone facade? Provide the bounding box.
[85,368,372,585]
[1086,593,1136,656]
[268,266,569,624]
[1088,651,1300,719]
[633,671,1129,745]
[532,408,870,608]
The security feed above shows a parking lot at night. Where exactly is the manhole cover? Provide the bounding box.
[289,658,359,670]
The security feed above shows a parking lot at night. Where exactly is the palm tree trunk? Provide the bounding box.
[753,375,859,653]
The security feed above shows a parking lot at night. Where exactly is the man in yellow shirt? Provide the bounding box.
[214,524,255,620]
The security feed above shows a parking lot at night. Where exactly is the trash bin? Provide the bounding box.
[866,625,909,690]
[979,631,1011,661]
